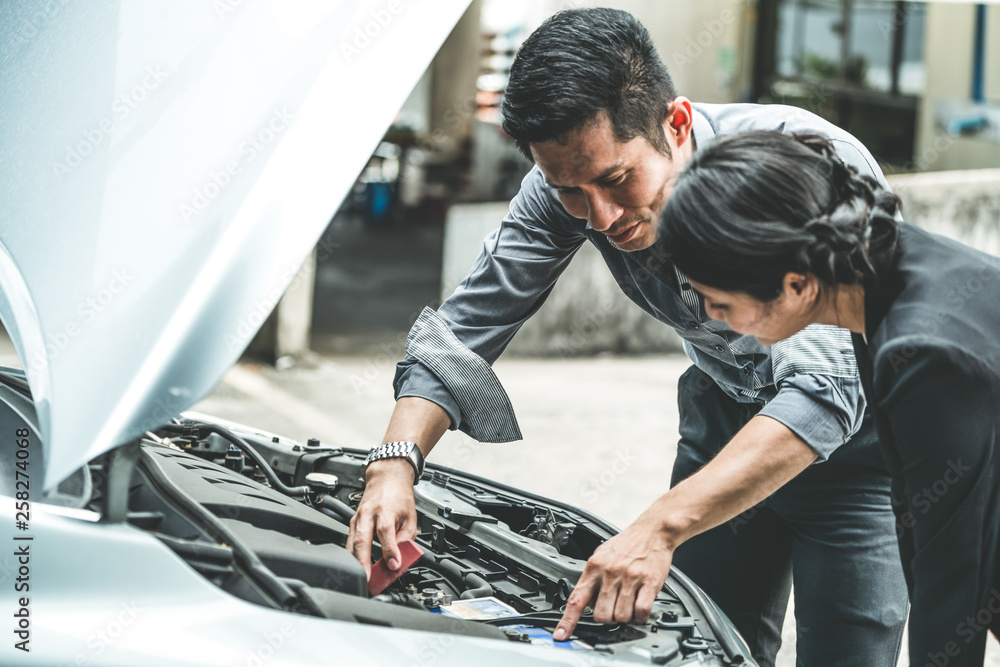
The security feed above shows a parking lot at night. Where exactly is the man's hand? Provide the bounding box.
[346,459,418,579]
[553,415,818,642]
[348,396,450,578]
[553,509,674,641]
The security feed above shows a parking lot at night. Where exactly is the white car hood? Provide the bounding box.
[0,0,471,489]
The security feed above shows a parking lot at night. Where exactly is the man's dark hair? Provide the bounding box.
[501,8,678,161]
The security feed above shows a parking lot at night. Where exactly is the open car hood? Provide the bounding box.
[0,0,471,489]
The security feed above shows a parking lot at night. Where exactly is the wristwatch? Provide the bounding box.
[361,441,425,484]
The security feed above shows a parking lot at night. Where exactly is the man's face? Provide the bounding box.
[529,99,694,252]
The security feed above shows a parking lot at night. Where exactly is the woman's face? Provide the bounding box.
[689,275,820,346]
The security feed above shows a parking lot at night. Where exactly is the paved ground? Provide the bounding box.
[193,352,1000,667]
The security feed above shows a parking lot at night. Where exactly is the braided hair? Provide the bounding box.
[655,131,899,302]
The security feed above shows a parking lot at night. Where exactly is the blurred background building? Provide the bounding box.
[250,0,1000,363]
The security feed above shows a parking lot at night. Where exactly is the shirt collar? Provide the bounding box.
[690,104,715,153]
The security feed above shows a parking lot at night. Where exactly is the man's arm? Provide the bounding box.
[346,396,450,578]
[346,167,587,575]
[555,324,863,638]
[554,414,817,641]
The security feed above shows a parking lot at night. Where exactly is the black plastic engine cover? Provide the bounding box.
[220,519,367,596]
[139,445,350,543]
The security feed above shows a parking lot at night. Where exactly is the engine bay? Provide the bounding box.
[0,371,750,667]
[98,418,749,666]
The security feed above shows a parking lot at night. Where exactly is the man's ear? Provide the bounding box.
[664,97,694,149]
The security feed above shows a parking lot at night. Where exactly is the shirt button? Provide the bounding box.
[715,345,725,352]
[681,282,692,291]
[688,321,700,329]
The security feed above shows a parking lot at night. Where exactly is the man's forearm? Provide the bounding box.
[366,396,452,481]
[650,414,818,548]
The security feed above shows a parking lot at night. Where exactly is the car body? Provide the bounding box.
[0,2,756,665]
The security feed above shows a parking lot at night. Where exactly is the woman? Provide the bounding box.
[656,130,1000,665]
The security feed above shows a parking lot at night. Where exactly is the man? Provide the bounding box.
[346,8,908,666]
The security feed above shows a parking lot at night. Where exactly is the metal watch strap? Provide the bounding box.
[361,441,425,484]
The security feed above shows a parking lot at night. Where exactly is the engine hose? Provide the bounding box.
[315,494,356,523]
[162,422,311,498]
[431,554,493,599]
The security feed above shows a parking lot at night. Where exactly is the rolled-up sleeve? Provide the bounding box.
[394,361,464,430]
[757,324,866,461]
[394,167,586,441]
[758,374,866,461]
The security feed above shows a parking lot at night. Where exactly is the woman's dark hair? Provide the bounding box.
[655,131,900,302]
[501,8,678,160]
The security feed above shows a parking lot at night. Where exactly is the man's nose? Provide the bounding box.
[586,192,623,232]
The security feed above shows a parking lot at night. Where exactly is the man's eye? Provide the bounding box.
[709,303,729,312]
[557,187,580,195]
[603,173,628,187]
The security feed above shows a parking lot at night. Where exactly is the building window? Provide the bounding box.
[755,0,927,167]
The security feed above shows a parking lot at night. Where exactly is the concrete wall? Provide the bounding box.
[914,3,1000,172]
[888,168,1000,254]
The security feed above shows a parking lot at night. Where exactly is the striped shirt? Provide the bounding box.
[394,103,886,460]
